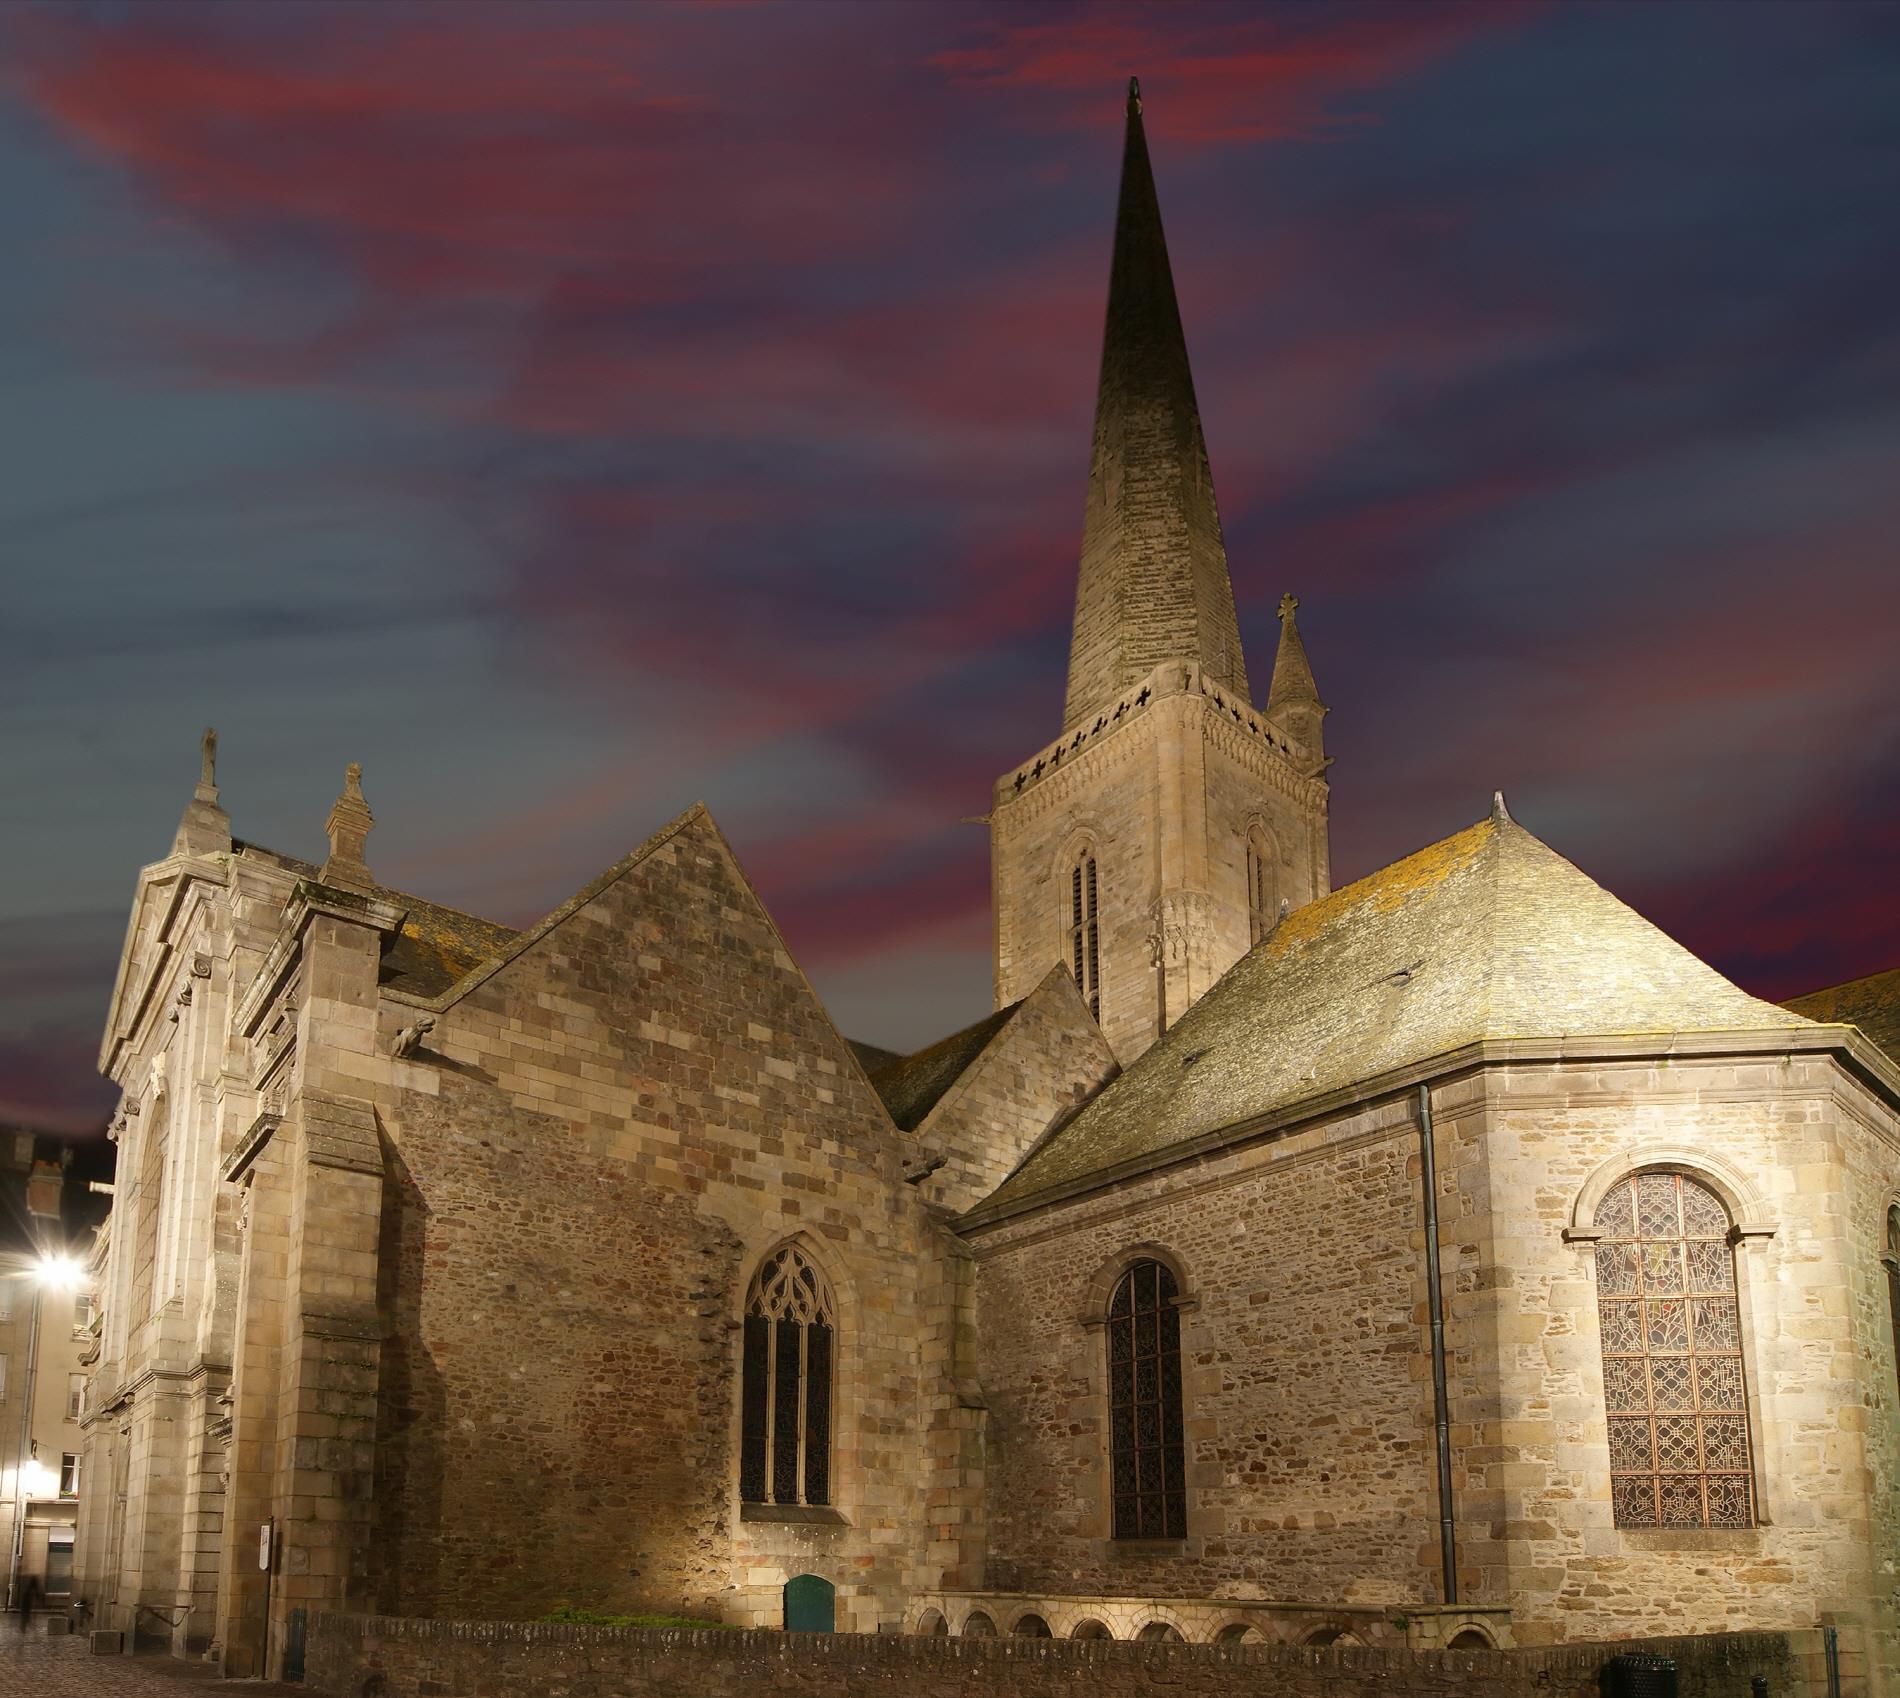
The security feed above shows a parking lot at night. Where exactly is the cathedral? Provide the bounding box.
[75,81,1900,1690]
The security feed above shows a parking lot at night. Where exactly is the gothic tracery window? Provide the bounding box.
[1107,1258,1186,1539]
[740,1244,835,1507]
[1068,849,1101,1018]
[1245,826,1276,945]
[1593,1171,1753,1528]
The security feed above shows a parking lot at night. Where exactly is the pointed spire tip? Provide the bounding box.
[1127,75,1141,116]
[1491,790,1511,825]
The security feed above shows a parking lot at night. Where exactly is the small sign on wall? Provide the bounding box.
[258,1518,273,1573]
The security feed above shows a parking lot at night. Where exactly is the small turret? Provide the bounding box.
[172,727,232,858]
[1265,594,1327,773]
[319,762,376,892]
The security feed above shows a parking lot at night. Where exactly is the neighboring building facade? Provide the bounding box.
[75,79,1900,1692]
[1,1130,100,1615]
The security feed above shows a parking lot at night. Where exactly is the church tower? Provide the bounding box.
[989,79,1331,1064]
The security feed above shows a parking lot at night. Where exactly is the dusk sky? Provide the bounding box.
[4,0,1899,1137]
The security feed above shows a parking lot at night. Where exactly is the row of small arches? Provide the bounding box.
[912,1609,1489,1648]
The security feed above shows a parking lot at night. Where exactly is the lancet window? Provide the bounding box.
[1107,1258,1186,1539]
[1885,1208,1900,1410]
[1593,1171,1753,1527]
[740,1244,835,1507]
[1068,850,1101,1018]
[1245,827,1276,945]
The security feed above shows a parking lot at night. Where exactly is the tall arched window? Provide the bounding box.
[1068,849,1101,1018]
[1245,826,1276,945]
[740,1244,835,1507]
[1593,1171,1752,1527]
[1885,1208,1900,1409]
[1107,1258,1185,1539]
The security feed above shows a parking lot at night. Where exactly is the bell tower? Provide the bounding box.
[988,79,1331,1063]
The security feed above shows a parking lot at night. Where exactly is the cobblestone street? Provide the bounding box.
[0,1621,305,1696]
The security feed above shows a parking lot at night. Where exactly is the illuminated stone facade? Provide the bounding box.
[72,79,1900,1697]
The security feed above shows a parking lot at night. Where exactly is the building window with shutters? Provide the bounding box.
[1245,826,1277,945]
[1068,849,1101,1018]
[1107,1258,1186,1539]
[1593,1170,1754,1528]
[740,1243,836,1508]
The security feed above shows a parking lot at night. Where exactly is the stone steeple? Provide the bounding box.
[991,80,1331,1067]
[1062,77,1250,733]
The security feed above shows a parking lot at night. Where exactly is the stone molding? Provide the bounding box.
[956,1029,1872,1233]
[1564,1146,1776,1242]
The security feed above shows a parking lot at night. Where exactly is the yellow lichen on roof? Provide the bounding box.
[977,810,1809,1218]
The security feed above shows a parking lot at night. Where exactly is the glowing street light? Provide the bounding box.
[6,1248,90,1614]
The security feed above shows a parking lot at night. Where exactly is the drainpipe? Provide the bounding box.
[1417,1082,1457,1606]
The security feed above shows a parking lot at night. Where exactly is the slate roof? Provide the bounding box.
[978,805,1811,1216]
[1785,967,1900,1068]
[232,839,518,999]
[863,1003,1025,1132]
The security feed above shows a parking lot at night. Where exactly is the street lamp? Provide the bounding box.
[6,1254,84,1615]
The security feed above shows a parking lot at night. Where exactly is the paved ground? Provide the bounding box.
[0,1620,306,1695]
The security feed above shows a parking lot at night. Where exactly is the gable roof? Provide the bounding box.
[864,1003,1025,1132]
[977,804,1811,1217]
[1785,966,1900,1068]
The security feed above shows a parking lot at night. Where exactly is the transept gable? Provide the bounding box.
[409,802,900,1158]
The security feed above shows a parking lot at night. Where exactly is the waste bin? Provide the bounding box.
[1600,1653,1679,1698]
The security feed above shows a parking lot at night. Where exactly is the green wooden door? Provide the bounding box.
[783,1573,835,1633]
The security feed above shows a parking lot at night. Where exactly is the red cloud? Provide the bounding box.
[933,2,1526,144]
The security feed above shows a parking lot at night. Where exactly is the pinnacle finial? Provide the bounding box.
[321,761,376,892]
[1127,75,1141,116]
[1491,789,1511,824]
[173,725,230,856]
[1278,593,1299,623]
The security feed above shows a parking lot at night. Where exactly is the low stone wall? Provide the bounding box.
[309,1614,1817,1698]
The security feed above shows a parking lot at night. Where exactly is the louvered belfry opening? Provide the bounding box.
[1594,1172,1753,1527]
[1107,1258,1186,1539]
[1069,852,1101,1017]
[740,1244,836,1507]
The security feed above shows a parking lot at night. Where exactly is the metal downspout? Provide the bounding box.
[1418,1082,1457,1606]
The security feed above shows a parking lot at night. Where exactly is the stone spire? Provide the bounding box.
[1265,594,1326,770]
[1062,76,1250,732]
[319,762,376,892]
[172,727,232,857]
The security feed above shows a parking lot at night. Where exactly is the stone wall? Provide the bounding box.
[366,807,951,1630]
[307,1614,1819,1698]
[969,1092,1438,1604]
[1448,1052,1900,1686]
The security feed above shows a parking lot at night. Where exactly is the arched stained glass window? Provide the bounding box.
[1107,1258,1185,1539]
[740,1244,835,1507]
[1593,1171,1753,1527]
[1068,850,1101,1018]
[1245,827,1276,946]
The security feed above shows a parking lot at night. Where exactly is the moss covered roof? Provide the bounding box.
[980,807,1809,1215]
[232,839,518,998]
[1785,966,1900,1068]
[864,1002,1025,1132]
